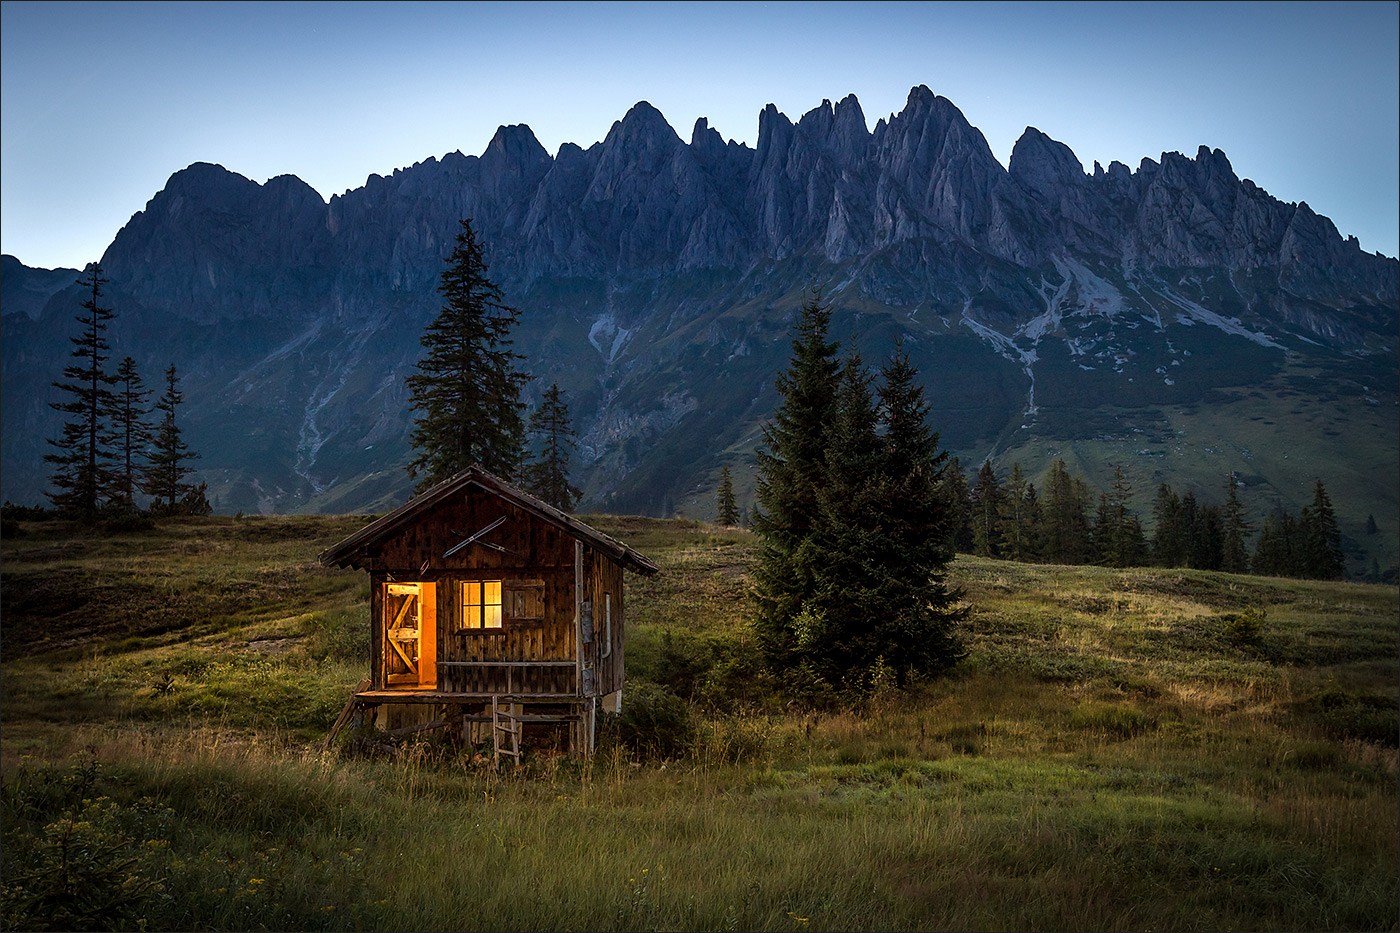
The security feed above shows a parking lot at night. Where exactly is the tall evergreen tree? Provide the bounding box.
[1021,481,1044,562]
[938,456,974,553]
[1093,465,1147,568]
[1221,474,1251,574]
[792,350,884,679]
[109,357,152,511]
[970,459,1003,558]
[715,465,739,526]
[751,290,841,668]
[794,345,964,684]
[1188,500,1224,571]
[406,219,527,490]
[1300,479,1344,579]
[1150,483,1188,567]
[143,364,207,514]
[869,341,964,675]
[1253,508,1297,578]
[1042,459,1093,564]
[998,463,1033,562]
[522,382,581,511]
[44,265,119,521]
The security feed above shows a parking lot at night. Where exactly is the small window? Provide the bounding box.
[601,592,613,657]
[460,580,502,630]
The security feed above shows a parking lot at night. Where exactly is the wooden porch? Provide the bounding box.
[324,680,599,766]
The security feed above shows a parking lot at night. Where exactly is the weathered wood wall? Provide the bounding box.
[360,486,628,698]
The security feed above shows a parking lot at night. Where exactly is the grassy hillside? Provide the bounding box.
[2,515,1396,931]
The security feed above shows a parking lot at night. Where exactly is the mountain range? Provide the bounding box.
[3,86,1396,574]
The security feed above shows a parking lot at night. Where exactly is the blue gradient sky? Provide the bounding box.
[2,1,1396,269]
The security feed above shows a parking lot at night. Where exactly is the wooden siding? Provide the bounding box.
[578,546,625,697]
[362,484,619,698]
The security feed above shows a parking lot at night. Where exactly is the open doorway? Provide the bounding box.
[383,582,437,688]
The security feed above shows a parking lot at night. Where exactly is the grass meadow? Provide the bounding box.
[1,514,1396,931]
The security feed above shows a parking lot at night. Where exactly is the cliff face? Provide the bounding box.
[4,86,1396,531]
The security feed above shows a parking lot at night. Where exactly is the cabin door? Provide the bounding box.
[383,582,437,688]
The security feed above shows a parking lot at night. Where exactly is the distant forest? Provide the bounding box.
[939,457,1370,582]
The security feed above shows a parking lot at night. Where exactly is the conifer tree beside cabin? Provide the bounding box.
[522,382,581,512]
[407,219,528,491]
[320,467,657,756]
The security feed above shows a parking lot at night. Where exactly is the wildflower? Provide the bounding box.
[249,878,264,885]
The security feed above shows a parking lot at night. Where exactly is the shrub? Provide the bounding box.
[1221,606,1267,646]
[610,682,694,760]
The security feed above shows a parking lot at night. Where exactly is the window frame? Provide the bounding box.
[458,579,504,632]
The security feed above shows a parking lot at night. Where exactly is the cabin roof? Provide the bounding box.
[318,465,659,575]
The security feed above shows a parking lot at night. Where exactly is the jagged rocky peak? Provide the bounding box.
[1009,127,1088,197]
[792,94,870,165]
[605,100,683,152]
[689,117,728,163]
[476,122,553,200]
[481,123,552,171]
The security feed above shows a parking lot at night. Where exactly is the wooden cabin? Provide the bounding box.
[319,466,657,759]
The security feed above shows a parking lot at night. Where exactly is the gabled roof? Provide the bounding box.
[318,465,659,575]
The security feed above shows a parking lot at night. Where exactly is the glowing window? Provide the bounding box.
[460,580,502,630]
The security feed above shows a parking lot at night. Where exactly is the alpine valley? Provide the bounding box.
[3,87,1396,574]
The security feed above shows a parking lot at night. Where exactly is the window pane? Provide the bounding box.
[461,581,480,629]
[485,580,501,628]
[460,580,503,630]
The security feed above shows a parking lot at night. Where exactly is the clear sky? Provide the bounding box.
[2,0,1396,270]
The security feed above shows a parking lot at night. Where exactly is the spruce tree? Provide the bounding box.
[792,350,883,680]
[938,456,974,553]
[970,459,1003,558]
[998,463,1032,562]
[1042,459,1093,564]
[1021,481,1044,562]
[869,341,964,675]
[143,364,207,514]
[109,357,152,512]
[1093,465,1146,568]
[715,465,739,526]
[1253,509,1296,577]
[522,382,581,511]
[406,219,527,490]
[794,345,964,685]
[1188,501,1224,570]
[44,265,119,521]
[751,290,841,668]
[1300,479,1344,579]
[1150,483,1187,567]
[1221,474,1251,574]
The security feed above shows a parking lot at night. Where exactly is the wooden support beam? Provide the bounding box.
[322,678,372,751]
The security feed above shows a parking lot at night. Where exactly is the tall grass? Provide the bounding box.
[2,515,1396,930]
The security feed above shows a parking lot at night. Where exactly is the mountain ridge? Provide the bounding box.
[3,85,1395,573]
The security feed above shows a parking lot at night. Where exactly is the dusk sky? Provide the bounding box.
[2,1,1397,270]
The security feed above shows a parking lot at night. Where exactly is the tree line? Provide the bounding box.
[942,458,1346,580]
[41,266,207,523]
